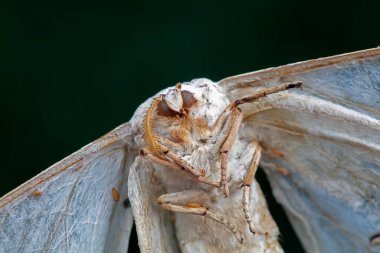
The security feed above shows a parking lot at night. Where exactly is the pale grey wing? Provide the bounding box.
[0,123,136,253]
[128,157,180,253]
[219,48,380,253]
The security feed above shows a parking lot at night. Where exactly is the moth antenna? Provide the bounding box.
[143,96,167,156]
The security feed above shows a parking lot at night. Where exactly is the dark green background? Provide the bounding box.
[1,0,379,252]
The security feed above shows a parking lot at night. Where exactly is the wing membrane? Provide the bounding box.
[0,123,135,253]
[219,48,380,253]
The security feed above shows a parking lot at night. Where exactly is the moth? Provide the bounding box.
[1,48,379,253]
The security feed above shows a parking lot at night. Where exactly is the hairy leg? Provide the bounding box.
[157,190,244,243]
[208,81,301,196]
[219,107,243,197]
[210,81,302,136]
[242,141,266,235]
[140,147,220,187]
[157,136,185,153]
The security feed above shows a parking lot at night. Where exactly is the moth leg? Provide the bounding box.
[157,190,244,243]
[164,150,221,187]
[210,81,302,136]
[209,82,302,196]
[219,107,243,197]
[140,147,182,170]
[157,136,185,153]
[242,141,266,235]
[140,147,220,187]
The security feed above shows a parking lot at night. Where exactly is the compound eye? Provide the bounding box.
[181,90,196,108]
[157,98,177,117]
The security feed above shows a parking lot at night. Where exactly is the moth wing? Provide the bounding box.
[0,123,136,253]
[219,48,380,253]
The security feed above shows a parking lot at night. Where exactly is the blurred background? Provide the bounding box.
[1,0,379,252]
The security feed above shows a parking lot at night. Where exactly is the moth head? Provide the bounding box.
[157,83,196,117]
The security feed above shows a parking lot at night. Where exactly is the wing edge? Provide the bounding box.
[0,122,132,208]
[219,47,380,90]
